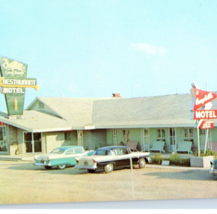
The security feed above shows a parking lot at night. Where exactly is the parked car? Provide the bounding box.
[33,146,92,169]
[209,159,217,176]
[74,146,151,173]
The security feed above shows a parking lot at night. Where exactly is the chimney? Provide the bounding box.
[112,93,121,98]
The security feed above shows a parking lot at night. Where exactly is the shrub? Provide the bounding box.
[194,148,217,158]
[169,153,190,166]
[150,153,164,164]
[150,153,190,167]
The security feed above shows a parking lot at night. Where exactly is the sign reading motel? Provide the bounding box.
[0,56,39,116]
[193,110,217,120]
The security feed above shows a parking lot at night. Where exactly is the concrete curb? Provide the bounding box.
[0,157,22,161]
[146,164,210,171]
[0,156,34,161]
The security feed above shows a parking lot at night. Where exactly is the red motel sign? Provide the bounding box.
[190,84,217,129]
[199,120,214,129]
[191,88,217,111]
[193,110,217,120]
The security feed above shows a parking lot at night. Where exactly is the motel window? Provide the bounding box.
[127,130,130,142]
[0,128,3,141]
[24,133,42,153]
[123,129,130,143]
[184,128,194,145]
[0,126,7,152]
[144,129,150,144]
[113,129,118,146]
[184,128,193,138]
[199,129,206,135]
[157,129,165,138]
[123,130,125,142]
[64,132,71,141]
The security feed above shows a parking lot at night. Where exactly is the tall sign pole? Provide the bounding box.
[0,56,39,117]
[190,83,217,156]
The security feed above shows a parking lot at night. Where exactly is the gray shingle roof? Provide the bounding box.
[0,110,73,132]
[37,97,94,126]
[1,92,216,132]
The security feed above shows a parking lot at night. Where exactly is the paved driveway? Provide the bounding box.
[0,160,217,205]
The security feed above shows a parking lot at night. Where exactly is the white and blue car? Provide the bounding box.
[33,146,93,170]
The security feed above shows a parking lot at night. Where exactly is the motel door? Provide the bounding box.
[24,132,42,153]
[170,128,176,152]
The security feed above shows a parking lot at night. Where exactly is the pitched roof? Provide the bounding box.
[36,97,94,126]
[0,110,73,132]
[91,93,194,127]
[0,92,216,132]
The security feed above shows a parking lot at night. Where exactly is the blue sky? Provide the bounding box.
[1,0,217,111]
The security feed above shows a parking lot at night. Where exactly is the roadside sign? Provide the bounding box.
[0,56,39,116]
[191,88,217,111]
[190,83,217,156]
[199,120,214,129]
[193,110,217,120]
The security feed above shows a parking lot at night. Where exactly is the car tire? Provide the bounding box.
[58,164,66,169]
[87,169,96,173]
[138,158,146,168]
[104,164,113,173]
[44,166,52,169]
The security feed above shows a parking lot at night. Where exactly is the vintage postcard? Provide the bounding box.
[0,0,217,209]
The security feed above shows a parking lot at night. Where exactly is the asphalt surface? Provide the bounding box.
[0,159,216,206]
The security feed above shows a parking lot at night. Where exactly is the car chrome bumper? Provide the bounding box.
[146,157,152,163]
[74,165,96,170]
[209,168,217,174]
[33,162,51,166]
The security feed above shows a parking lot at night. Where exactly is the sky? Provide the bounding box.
[1,0,217,111]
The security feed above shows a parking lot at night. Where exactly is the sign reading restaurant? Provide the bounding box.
[0,56,39,116]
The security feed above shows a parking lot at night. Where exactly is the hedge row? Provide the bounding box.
[150,153,190,167]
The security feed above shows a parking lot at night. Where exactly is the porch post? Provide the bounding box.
[197,127,200,157]
[32,132,34,153]
[141,129,144,151]
[204,129,209,154]
[22,132,25,154]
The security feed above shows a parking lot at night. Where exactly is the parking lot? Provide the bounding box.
[0,160,217,205]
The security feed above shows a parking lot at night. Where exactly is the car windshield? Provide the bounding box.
[93,149,113,156]
[50,148,65,154]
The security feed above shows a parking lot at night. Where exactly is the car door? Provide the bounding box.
[113,148,130,168]
[121,148,131,167]
[64,148,77,165]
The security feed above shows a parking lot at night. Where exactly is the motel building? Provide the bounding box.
[0,92,217,156]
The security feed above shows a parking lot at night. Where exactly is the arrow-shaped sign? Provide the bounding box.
[191,88,217,111]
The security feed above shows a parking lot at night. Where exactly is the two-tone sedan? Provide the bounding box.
[33,146,92,170]
[74,146,151,173]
